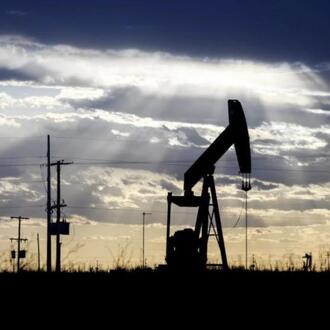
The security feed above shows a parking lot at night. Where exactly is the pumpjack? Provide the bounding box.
[165,100,251,271]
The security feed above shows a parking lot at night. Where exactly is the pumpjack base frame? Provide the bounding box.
[166,172,228,271]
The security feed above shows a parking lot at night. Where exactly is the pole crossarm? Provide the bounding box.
[50,161,73,166]
[50,203,67,209]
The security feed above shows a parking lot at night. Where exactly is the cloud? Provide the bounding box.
[252,180,279,191]
[251,121,329,155]
[1,1,330,64]
[6,10,27,17]
[303,108,330,116]
[68,215,98,226]
[0,113,20,127]
[0,36,328,109]
[0,68,33,81]
[0,37,329,229]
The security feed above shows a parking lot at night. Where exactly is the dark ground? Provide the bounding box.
[1,268,329,295]
[0,269,328,325]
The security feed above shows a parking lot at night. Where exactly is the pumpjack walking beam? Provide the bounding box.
[184,100,251,194]
[165,100,251,270]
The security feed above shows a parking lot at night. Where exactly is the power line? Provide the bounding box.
[0,157,330,181]
[0,205,45,209]
[0,136,44,139]
[39,164,48,195]
[67,161,330,174]
[0,160,329,174]
[66,205,328,219]
[67,205,199,215]
[0,163,43,167]
[67,206,158,212]
[53,157,196,163]
[0,179,45,183]
[49,156,283,162]
[0,156,45,160]
[0,203,325,220]
[52,136,137,142]
[252,167,330,174]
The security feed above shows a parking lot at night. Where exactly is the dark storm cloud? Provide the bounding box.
[0,68,34,81]
[159,179,180,195]
[0,0,329,64]
[251,180,279,191]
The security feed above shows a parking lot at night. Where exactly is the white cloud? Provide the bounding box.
[0,35,328,108]
[303,108,330,116]
[56,86,104,100]
[0,91,65,112]
[111,129,130,137]
[0,35,330,233]
[0,114,20,127]
[251,121,329,155]
[68,215,98,226]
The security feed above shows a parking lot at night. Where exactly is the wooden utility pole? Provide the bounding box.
[50,160,72,272]
[37,233,41,271]
[47,135,52,272]
[10,216,29,272]
[166,192,172,263]
[56,161,62,272]
[56,161,61,272]
[142,212,152,268]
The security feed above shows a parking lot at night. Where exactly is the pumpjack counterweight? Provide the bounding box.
[165,100,251,271]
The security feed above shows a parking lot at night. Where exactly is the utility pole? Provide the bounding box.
[47,134,52,272]
[37,233,41,271]
[56,161,61,272]
[50,160,72,272]
[142,212,152,268]
[10,216,29,272]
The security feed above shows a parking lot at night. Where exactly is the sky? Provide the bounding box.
[0,0,330,270]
